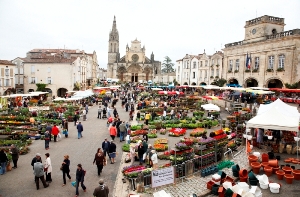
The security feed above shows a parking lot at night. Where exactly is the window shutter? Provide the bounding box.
[1,68,4,77]
[10,68,13,77]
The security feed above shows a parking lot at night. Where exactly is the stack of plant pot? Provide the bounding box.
[232,164,240,177]
[282,166,294,184]
[248,171,259,186]
[201,165,218,177]
[239,169,248,182]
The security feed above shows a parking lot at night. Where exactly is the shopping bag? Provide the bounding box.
[71,181,77,187]
[62,130,66,135]
[58,133,61,139]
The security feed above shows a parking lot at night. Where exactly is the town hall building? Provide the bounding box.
[107,16,161,83]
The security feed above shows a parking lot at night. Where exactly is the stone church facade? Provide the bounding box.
[223,15,300,88]
[107,16,161,82]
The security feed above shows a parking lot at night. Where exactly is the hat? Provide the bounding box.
[36,153,41,157]
[99,179,104,185]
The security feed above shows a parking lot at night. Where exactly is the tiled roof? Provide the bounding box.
[29,49,84,54]
[23,56,77,64]
[0,60,14,65]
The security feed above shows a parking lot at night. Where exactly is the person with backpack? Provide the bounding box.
[75,164,86,196]
[93,179,109,197]
[97,106,103,119]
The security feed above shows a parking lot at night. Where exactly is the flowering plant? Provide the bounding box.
[175,142,190,150]
[130,129,148,137]
[169,128,186,137]
[190,128,207,137]
[199,137,215,144]
[159,128,166,135]
[213,133,227,141]
[154,143,168,152]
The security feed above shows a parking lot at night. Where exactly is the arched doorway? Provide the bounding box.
[143,67,152,82]
[57,88,68,97]
[200,82,207,85]
[191,82,196,85]
[28,89,34,93]
[117,66,127,82]
[183,82,188,85]
[127,64,142,82]
[228,78,239,85]
[266,78,283,88]
[245,78,258,87]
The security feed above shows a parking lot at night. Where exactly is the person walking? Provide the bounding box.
[101,139,111,160]
[151,150,158,170]
[34,157,49,190]
[136,111,140,123]
[97,106,102,119]
[61,155,71,186]
[145,112,150,125]
[10,144,19,169]
[51,124,60,142]
[63,119,69,138]
[109,124,117,141]
[44,153,52,183]
[0,149,8,175]
[31,153,41,179]
[75,164,86,196]
[77,122,84,139]
[93,179,109,197]
[93,148,106,176]
[119,121,126,142]
[137,142,144,165]
[44,130,50,150]
[45,123,52,141]
[108,141,116,164]
[82,109,87,121]
[73,113,78,126]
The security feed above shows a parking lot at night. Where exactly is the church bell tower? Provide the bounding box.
[108,16,119,64]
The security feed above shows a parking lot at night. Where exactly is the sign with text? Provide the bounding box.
[151,166,175,188]
[28,106,50,111]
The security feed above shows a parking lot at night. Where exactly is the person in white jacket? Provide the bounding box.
[44,153,52,183]
[151,150,158,170]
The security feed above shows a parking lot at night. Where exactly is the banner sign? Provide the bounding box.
[28,106,50,111]
[151,166,175,188]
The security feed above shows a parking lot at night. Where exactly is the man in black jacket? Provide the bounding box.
[101,139,110,159]
[31,153,41,181]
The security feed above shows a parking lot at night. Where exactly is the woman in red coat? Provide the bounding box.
[52,124,60,142]
[109,124,117,141]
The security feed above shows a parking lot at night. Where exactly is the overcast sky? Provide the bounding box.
[0,0,299,68]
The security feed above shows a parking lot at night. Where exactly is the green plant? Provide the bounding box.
[216,64,220,67]
[210,76,214,78]
[277,68,285,72]
[252,68,258,72]
[228,70,232,73]
[266,69,273,72]
[215,76,219,79]
[36,83,47,91]
[245,70,250,73]
[285,82,298,89]
[234,70,239,73]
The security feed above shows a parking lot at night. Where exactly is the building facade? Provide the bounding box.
[97,68,107,81]
[176,51,224,85]
[107,16,161,83]
[12,57,25,93]
[0,60,15,95]
[22,49,98,97]
[223,15,300,88]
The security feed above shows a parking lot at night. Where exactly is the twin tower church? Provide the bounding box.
[107,16,161,82]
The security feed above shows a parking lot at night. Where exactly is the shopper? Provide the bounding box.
[34,157,49,190]
[73,113,78,126]
[10,144,19,169]
[109,124,117,141]
[98,106,102,119]
[0,150,8,175]
[93,148,106,176]
[108,141,116,164]
[52,124,60,142]
[93,179,109,197]
[101,139,111,159]
[45,123,52,141]
[137,142,144,165]
[44,153,52,183]
[63,119,68,138]
[44,130,50,150]
[62,155,71,186]
[151,150,158,170]
[145,112,150,125]
[119,121,126,142]
[77,122,84,139]
[75,164,87,196]
[130,144,136,165]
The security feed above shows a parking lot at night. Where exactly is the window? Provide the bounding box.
[229,60,233,70]
[184,72,186,79]
[193,72,195,79]
[205,60,208,67]
[178,66,180,71]
[5,79,9,86]
[15,76,18,84]
[193,62,196,69]
[47,67,51,73]
[31,65,35,73]
[20,67,23,74]
[205,70,207,77]
[235,59,240,71]
[217,59,220,65]
[20,77,23,84]
[278,55,285,69]
[177,75,179,81]
[212,59,214,66]
[47,77,52,84]
[254,57,259,69]
[186,73,189,79]
[5,69,9,76]
[187,61,189,69]
[216,69,219,77]
[211,68,214,76]
[200,61,203,67]
[31,77,36,84]
[268,56,275,69]
[15,67,18,75]
[184,61,186,68]
[199,70,202,79]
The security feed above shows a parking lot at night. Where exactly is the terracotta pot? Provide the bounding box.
[206,180,214,190]
[283,166,292,174]
[269,159,278,167]
[239,176,247,182]
[293,169,300,180]
[250,162,261,174]
[261,162,269,169]
[248,155,258,164]
[239,169,248,178]
[264,166,273,177]
[273,167,280,174]
[284,174,294,184]
[262,153,269,162]
[285,159,292,163]
[292,160,298,164]
[276,170,285,180]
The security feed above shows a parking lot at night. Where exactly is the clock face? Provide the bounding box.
[131,54,139,62]
[252,28,256,35]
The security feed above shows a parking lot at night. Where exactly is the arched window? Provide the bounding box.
[110,43,112,52]
[114,44,116,52]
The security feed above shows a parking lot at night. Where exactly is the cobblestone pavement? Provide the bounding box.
[0,101,128,197]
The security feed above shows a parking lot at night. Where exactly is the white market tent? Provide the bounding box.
[246,106,299,131]
[201,103,220,111]
[257,99,299,118]
[72,89,94,98]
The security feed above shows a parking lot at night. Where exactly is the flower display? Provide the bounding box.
[169,128,186,137]
[154,143,168,152]
[130,129,148,137]
[175,142,190,150]
[122,165,151,178]
[199,137,215,144]
[154,138,168,144]
[190,128,207,137]
[213,133,227,141]
[159,128,166,135]
[214,129,224,136]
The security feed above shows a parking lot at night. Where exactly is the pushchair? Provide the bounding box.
[102,109,107,119]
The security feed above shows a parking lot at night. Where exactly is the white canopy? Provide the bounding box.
[72,89,94,98]
[53,97,66,101]
[257,99,299,118]
[201,103,220,111]
[247,106,299,132]
[202,85,221,90]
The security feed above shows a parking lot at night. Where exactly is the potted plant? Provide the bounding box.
[210,76,214,79]
[228,70,232,73]
[266,68,273,72]
[276,68,285,72]
[245,69,251,73]
[207,120,213,129]
[234,70,239,73]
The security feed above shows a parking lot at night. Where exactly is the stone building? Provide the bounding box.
[22,49,98,97]
[12,57,25,93]
[0,60,15,95]
[176,51,224,85]
[107,16,161,83]
[97,68,107,81]
[223,15,300,88]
